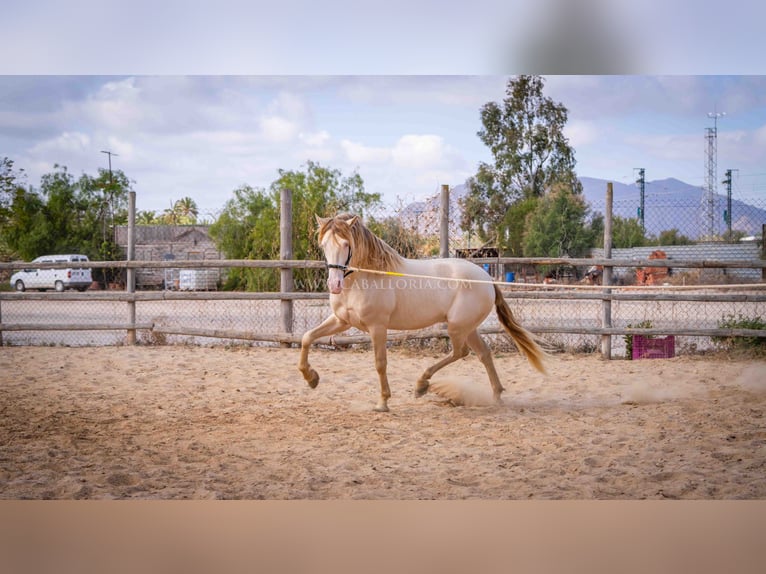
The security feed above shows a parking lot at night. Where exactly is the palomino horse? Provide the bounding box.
[298,214,546,412]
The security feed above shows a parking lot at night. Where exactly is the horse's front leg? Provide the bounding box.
[299,314,350,388]
[370,325,391,412]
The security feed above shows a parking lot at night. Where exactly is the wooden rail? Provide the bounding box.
[2,257,766,271]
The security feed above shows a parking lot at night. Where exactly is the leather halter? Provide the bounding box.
[326,245,354,277]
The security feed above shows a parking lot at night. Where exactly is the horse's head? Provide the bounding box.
[316,214,358,294]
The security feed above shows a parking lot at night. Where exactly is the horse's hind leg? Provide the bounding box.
[299,314,349,388]
[466,329,505,403]
[414,330,469,397]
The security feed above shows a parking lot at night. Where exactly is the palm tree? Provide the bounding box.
[174,197,198,224]
[136,210,159,224]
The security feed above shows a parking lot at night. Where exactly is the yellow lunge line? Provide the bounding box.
[345,266,766,292]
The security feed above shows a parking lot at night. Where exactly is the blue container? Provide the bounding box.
[482,264,490,273]
[505,271,515,282]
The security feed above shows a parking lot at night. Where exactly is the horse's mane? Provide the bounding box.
[319,213,404,271]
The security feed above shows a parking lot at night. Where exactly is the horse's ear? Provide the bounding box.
[315,215,330,228]
[346,215,359,228]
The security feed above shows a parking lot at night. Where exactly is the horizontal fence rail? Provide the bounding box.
[3,257,766,271]
[2,258,765,351]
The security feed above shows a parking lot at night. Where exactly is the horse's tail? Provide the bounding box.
[494,285,546,374]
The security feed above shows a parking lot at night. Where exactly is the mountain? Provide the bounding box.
[398,183,470,236]
[579,176,766,239]
[400,178,765,241]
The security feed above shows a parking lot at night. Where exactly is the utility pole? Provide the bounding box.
[101,150,119,222]
[99,150,118,288]
[722,168,738,238]
[101,149,117,178]
[634,167,645,231]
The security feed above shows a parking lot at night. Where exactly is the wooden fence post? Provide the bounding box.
[440,184,450,258]
[280,188,293,347]
[601,182,613,359]
[126,191,136,345]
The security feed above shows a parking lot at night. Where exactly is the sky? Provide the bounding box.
[2,75,765,220]
[1,1,765,220]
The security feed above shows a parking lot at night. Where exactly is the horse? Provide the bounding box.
[298,213,546,412]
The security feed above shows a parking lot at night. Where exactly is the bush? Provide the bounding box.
[713,314,766,354]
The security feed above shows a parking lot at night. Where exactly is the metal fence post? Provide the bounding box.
[280,188,293,347]
[126,191,136,345]
[762,223,765,282]
[601,183,613,359]
[440,184,449,258]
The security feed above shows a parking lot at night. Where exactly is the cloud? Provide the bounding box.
[564,120,599,148]
[299,130,330,147]
[340,139,389,164]
[754,124,766,146]
[258,115,300,143]
[624,132,700,162]
[391,135,448,169]
[30,131,91,155]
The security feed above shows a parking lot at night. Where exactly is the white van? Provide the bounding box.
[10,254,92,292]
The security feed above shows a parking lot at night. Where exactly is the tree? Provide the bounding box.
[210,161,380,291]
[612,216,648,248]
[0,157,27,259]
[499,196,539,256]
[209,185,278,290]
[136,210,160,224]
[162,197,199,224]
[522,184,593,257]
[175,197,199,223]
[0,163,132,285]
[1,157,25,213]
[460,75,581,250]
[656,228,693,246]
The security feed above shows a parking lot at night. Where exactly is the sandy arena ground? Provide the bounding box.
[1,345,765,499]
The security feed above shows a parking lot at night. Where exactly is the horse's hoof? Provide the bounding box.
[306,369,319,389]
[414,381,429,398]
[373,402,389,413]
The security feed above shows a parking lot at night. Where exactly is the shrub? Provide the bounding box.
[713,314,766,354]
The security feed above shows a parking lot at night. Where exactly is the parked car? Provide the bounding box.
[10,254,92,292]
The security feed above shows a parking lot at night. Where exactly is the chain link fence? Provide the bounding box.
[2,186,765,356]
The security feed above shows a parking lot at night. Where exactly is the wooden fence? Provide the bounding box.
[1,186,765,354]
[2,256,765,348]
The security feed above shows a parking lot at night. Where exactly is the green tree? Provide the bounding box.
[0,157,27,259]
[2,187,46,260]
[499,196,539,256]
[656,228,693,246]
[136,210,160,224]
[175,197,199,223]
[210,161,380,291]
[1,157,25,213]
[522,184,593,257]
[461,75,581,249]
[162,197,199,224]
[0,164,132,285]
[612,216,648,248]
[209,185,277,290]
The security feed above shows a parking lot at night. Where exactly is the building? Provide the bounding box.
[113,225,222,289]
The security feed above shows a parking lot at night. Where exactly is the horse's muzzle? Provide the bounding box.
[327,276,344,294]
